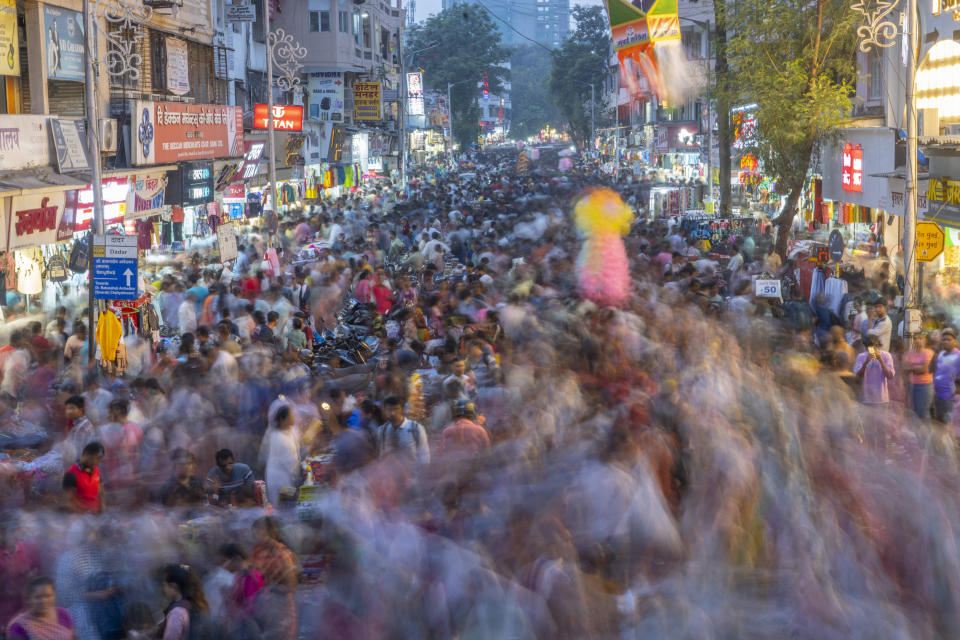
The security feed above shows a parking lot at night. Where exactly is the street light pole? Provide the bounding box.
[447,82,454,165]
[265,4,277,241]
[83,0,104,358]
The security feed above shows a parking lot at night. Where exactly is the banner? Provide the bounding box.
[0,0,18,77]
[44,6,84,81]
[354,82,382,121]
[308,72,345,122]
[132,101,244,165]
[603,0,679,53]
[125,173,167,221]
[166,38,190,96]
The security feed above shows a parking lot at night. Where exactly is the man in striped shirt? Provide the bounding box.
[205,448,256,506]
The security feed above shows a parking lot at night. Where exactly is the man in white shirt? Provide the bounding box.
[867,299,893,351]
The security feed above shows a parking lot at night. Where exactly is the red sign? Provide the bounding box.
[254,104,304,131]
[222,183,246,203]
[740,153,758,171]
[9,192,66,250]
[842,143,863,193]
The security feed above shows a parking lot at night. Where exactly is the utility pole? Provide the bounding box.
[83,0,105,357]
[447,82,454,165]
[265,3,277,241]
[903,0,920,332]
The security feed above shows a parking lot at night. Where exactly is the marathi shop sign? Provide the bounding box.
[126,172,168,221]
[132,101,244,165]
[842,143,863,193]
[0,115,53,170]
[354,82,382,121]
[8,193,65,251]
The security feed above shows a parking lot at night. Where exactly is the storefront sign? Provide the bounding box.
[253,104,303,131]
[842,143,863,192]
[917,220,945,261]
[181,162,214,206]
[732,107,756,150]
[740,154,758,172]
[928,177,960,206]
[126,173,167,221]
[226,0,257,21]
[166,37,190,96]
[0,0,19,77]
[407,72,424,116]
[932,0,960,20]
[222,183,246,203]
[50,119,90,172]
[132,101,243,165]
[8,193,65,251]
[308,72,344,122]
[44,6,85,81]
[73,177,131,230]
[0,116,53,170]
[354,82,382,121]
[232,141,265,182]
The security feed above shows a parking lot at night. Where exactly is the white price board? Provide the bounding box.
[754,278,782,299]
[216,223,238,263]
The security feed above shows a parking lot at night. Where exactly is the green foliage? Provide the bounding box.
[549,6,610,145]
[510,45,561,140]
[408,5,510,149]
[727,0,858,253]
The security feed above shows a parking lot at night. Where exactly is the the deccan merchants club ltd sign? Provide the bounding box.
[132,101,244,165]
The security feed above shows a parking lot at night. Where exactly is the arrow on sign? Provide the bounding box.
[123,268,133,287]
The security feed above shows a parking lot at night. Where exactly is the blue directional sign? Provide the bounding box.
[93,234,138,300]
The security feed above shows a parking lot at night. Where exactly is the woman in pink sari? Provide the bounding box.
[6,577,76,640]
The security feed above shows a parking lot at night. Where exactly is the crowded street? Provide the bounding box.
[2,0,960,635]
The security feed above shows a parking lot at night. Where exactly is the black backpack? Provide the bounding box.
[68,234,91,273]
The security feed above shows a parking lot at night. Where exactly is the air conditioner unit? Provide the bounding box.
[99,118,118,154]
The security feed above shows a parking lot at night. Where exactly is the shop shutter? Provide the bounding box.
[48,80,85,118]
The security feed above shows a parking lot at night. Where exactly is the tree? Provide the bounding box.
[728,0,859,257]
[549,6,609,146]
[407,6,510,150]
[510,45,561,141]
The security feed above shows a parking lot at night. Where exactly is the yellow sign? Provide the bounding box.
[927,177,960,206]
[917,220,945,262]
[0,0,18,76]
[353,82,381,121]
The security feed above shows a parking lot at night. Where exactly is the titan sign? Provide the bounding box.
[253,104,304,131]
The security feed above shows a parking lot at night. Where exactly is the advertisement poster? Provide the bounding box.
[126,173,167,221]
[44,6,84,81]
[308,72,345,122]
[217,223,239,263]
[50,119,90,172]
[132,101,244,165]
[354,82,382,121]
[0,0,17,77]
[166,37,191,96]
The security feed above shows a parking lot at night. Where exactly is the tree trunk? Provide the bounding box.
[774,182,803,259]
[714,0,732,217]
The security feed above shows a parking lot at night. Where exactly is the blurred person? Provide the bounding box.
[63,323,87,366]
[935,328,960,423]
[61,396,96,468]
[178,292,198,335]
[5,576,76,640]
[867,298,892,351]
[251,517,298,640]
[439,399,490,457]
[96,398,143,499]
[159,449,205,508]
[904,333,935,421]
[159,564,208,640]
[62,441,106,514]
[219,544,264,640]
[205,449,255,507]
[264,405,301,506]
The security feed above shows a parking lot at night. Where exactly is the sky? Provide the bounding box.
[413,0,603,25]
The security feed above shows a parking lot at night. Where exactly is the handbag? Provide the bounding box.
[46,254,69,282]
[68,234,92,273]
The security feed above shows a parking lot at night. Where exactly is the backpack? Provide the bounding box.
[68,234,91,273]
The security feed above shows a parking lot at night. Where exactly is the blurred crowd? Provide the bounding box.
[1,153,960,640]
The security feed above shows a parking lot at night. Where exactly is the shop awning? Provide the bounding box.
[0,169,88,196]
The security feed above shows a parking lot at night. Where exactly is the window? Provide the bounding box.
[868,51,883,101]
[252,0,266,42]
[310,10,330,31]
[380,27,390,58]
[339,10,349,32]
[362,13,371,48]
[353,11,362,46]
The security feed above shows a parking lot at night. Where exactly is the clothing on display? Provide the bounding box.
[96,309,123,363]
[824,276,849,316]
[15,249,44,295]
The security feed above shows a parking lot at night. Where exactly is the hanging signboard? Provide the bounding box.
[253,104,303,131]
[225,0,257,21]
[44,6,85,81]
[841,143,863,193]
[132,101,244,165]
[308,72,345,122]
[125,172,167,221]
[166,37,191,96]
[216,223,239,262]
[0,115,53,170]
[0,0,18,77]
[50,119,90,173]
[73,177,131,230]
[407,72,425,116]
[917,220,945,262]
[8,193,65,251]
[354,82,382,121]
[92,234,138,300]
